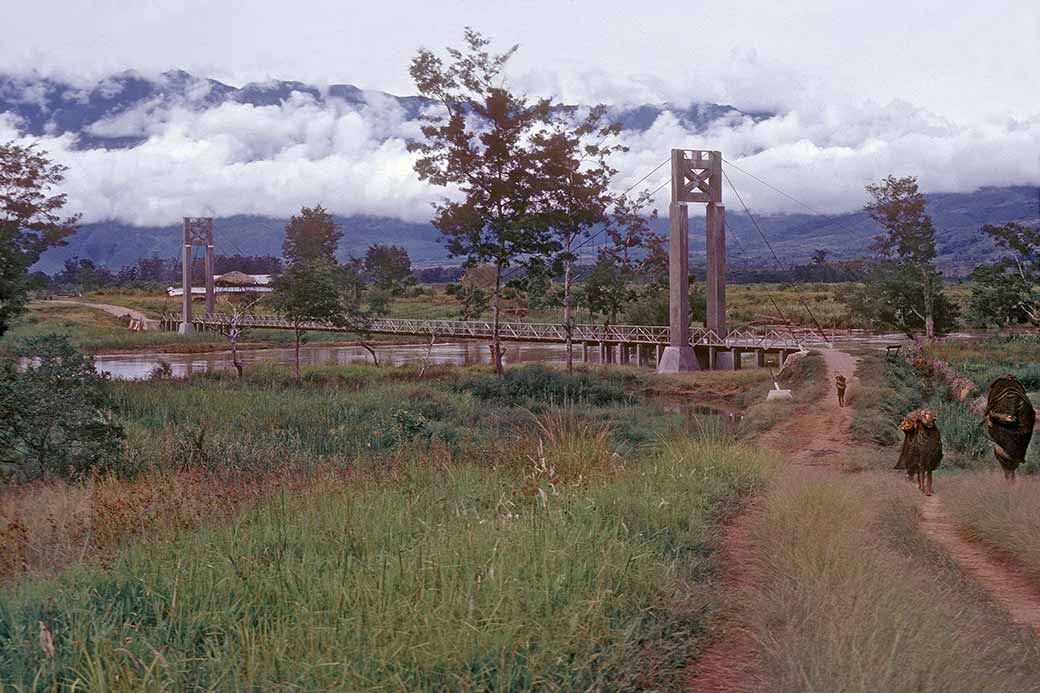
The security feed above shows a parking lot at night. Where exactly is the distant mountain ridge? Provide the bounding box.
[30,186,1038,276]
[1,71,1035,275]
[0,69,766,150]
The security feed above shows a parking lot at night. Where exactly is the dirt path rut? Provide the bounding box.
[920,494,1040,636]
[686,348,858,691]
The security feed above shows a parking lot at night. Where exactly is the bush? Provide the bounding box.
[453,365,630,408]
[0,335,125,481]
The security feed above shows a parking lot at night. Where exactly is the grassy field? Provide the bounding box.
[747,470,1040,691]
[0,362,783,689]
[925,334,1040,391]
[942,473,1040,586]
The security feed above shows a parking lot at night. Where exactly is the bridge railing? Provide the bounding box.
[159,312,821,349]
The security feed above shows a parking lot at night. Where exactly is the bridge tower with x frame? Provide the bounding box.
[178,217,216,334]
[657,149,727,372]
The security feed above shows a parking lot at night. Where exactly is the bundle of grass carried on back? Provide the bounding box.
[895,409,943,495]
[985,374,1036,482]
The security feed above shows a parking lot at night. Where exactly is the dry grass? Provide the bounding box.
[0,466,354,583]
[746,470,1040,692]
[942,472,1040,585]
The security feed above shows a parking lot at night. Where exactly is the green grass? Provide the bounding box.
[738,351,828,438]
[926,334,1040,391]
[747,471,1040,692]
[0,432,769,690]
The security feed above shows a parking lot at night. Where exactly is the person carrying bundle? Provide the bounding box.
[834,374,848,408]
[895,409,943,496]
[984,375,1035,483]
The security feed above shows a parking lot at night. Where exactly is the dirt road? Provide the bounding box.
[686,346,1040,689]
[37,299,157,329]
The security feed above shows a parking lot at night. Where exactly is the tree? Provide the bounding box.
[55,257,116,291]
[585,250,635,327]
[864,175,943,339]
[363,243,414,294]
[844,260,959,335]
[409,29,556,377]
[215,294,262,378]
[1,143,79,336]
[270,259,347,381]
[534,106,621,370]
[446,283,489,319]
[282,205,342,264]
[0,335,124,481]
[967,222,1039,327]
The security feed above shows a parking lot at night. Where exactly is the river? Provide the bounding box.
[93,341,609,380]
[92,329,949,381]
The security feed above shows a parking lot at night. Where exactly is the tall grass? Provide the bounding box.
[927,335,1040,390]
[942,472,1040,585]
[0,444,770,690]
[738,351,828,438]
[746,471,1040,691]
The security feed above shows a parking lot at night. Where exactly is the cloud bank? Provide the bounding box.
[2,88,1038,229]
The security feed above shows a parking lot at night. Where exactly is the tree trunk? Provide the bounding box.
[231,333,243,378]
[360,341,380,366]
[563,240,574,372]
[920,265,935,340]
[492,260,504,378]
[294,329,302,382]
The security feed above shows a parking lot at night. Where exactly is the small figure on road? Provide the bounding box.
[834,374,847,407]
[895,409,943,496]
[984,375,1035,483]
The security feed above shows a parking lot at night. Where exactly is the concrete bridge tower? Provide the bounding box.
[657,150,726,373]
[179,217,216,335]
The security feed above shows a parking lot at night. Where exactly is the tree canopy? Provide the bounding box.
[1,142,79,335]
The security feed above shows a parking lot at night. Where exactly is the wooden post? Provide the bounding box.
[706,204,726,336]
[179,219,193,335]
[204,241,216,316]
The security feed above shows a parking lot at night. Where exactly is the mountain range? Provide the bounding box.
[1,70,1036,275]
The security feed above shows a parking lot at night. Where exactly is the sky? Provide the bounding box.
[2,0,1039,226]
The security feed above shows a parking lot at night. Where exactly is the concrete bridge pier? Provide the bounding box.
[582,342,590,363]
[756,350,768,368]
[619,344,630,365]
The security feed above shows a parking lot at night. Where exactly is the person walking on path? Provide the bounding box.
[834,374,847,408]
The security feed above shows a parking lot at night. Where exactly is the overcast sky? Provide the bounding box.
[6,0,1038,121]
[2,1,1038,227]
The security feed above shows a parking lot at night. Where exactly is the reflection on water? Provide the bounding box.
[93,342,610,380]
[91,330,942,381]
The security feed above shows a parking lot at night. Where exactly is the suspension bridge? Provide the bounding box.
[160,312,825,370]
[168,148,860,371]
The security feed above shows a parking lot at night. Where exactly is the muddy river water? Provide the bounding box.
[92,330,936,381]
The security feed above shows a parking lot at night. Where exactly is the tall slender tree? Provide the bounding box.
[534,106,621,371]
[865,175,942,339]
[409,29,556,377]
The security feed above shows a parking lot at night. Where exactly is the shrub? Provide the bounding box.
[453,365,630,408]
[0,335,125,481]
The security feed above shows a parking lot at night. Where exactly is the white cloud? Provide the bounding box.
[4,93,1039,230]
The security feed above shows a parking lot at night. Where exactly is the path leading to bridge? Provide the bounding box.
[39,299,152,325]
[684,346,1040,690]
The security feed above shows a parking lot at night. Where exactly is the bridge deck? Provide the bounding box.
[162,313,822,350]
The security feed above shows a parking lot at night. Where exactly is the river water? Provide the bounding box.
[93,330,941,381]
[93,341,609,380]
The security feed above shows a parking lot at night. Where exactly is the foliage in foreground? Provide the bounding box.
[747,472,1040,692]
[0,441,769,690]
[0,335,124,482]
